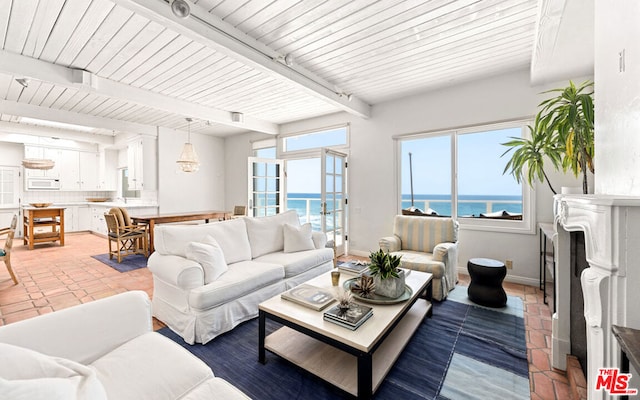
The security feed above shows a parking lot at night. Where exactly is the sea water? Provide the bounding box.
[284,193,523,231]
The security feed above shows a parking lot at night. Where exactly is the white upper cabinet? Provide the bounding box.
[127,136,157,191]
[58,149,99,190]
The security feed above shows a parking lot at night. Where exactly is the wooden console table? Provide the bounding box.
[130,210,230,253]
[23,207,65,250]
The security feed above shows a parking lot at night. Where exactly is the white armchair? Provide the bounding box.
[379,215,459,301]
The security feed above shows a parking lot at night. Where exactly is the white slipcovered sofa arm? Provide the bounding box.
[379,235,401,252]
[312,231,328,249]
[0,291,151,364]
[147,253,204,290]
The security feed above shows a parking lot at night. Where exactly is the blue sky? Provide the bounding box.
[284,126,522,196]
[401,127,522,196]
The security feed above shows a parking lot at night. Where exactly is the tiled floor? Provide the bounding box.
[0,232,570,399]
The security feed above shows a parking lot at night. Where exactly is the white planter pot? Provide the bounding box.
[373,269,406,298]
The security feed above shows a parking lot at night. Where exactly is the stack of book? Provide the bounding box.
[337,260,370,275]
[323,303,373,330]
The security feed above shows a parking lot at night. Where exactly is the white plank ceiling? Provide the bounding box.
[0,0,538,139]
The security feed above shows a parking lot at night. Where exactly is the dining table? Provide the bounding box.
[129,210,231,253]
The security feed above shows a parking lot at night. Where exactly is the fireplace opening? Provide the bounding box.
[570,231,588,376]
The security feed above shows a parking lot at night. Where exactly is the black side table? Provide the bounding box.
[467,258,507,308]
[612,325,640,400]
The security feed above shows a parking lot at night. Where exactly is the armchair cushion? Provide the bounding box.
[0,343,108,400]
[393,215,457,252]
[91,332,213,400]
[379,236,401,253]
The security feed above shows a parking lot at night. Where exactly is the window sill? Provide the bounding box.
[458,217,536,235]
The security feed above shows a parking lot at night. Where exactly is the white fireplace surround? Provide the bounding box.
[553,194,640,400]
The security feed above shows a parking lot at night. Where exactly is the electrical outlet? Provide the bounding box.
[505,260,513,269]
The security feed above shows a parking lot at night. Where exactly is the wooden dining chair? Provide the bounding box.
[0,214,18,284]
[104,212,148,263]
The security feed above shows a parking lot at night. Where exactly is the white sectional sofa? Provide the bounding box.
[0,291,250,400]
[148,210,335,344]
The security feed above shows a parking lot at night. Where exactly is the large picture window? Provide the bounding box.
[398,121,534,233]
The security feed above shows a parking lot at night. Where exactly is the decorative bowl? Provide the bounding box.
[30,203,52,208]
[86,197,110,202]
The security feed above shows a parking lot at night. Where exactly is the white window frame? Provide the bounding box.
[395,119,536,234]
[0,166,20,209]
[278,124,350,158]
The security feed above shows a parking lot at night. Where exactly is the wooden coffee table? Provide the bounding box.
[258,269,433,399]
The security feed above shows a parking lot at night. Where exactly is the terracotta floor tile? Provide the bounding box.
[1,233,571,399]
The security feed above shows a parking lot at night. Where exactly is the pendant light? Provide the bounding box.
[176,118,200,172]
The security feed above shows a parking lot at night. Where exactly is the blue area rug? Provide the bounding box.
[91,253,148,273]
[158,286,529,399]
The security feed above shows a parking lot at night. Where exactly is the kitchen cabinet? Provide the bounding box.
[99,149,118,190]
[90,205,110,236]
[127,136,157,191]
[64,206,91,232]
[59,150,99,190]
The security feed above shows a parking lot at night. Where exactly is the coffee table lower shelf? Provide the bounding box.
[263,300,430,398]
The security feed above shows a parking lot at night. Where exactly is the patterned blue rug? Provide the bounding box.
[91,253,148,273]
[158,286,529,399]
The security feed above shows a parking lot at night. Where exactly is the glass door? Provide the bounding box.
[248,157,284,217]
[321,149,347,256]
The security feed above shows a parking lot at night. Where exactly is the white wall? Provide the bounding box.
[0,142,23,165]
[157,127,226,213]
[223,132,271,210]
[594,0,640,195]
[225,69,586,285]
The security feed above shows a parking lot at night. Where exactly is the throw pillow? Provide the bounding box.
[0,343,108,400]
[283,223,315,253]
[186,235,228,283]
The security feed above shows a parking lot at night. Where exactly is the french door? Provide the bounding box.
[321,149,347,256]
[247,157,284,217]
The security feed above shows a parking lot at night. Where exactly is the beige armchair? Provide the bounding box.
[379,215,459,301]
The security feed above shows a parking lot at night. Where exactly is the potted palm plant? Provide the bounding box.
[502,80,594,194]
[368,249,405,298]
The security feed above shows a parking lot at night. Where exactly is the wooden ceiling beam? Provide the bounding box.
[0,50,279,135]
[111,0,371,119]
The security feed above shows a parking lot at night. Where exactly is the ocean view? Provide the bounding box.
[285,193,523,229]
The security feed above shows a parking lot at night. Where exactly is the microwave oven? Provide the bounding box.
[27,178,61,190]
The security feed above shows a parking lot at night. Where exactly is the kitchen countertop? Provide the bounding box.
[22,202,158,208]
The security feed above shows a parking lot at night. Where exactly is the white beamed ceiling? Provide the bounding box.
[0,0,540,138]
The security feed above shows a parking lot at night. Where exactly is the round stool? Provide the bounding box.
[467,258,507,308]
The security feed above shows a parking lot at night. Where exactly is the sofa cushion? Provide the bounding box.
[188,261,284,309]
[244,210,300,258]
[283,223,315,253]
[186,236,228,283]
[181,377,250,400]
[154,219,251,265]
[0,343,108,400]
[91,332,213,400]
[255,248,334,278]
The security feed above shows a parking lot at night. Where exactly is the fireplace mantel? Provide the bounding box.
[553,194,640,400]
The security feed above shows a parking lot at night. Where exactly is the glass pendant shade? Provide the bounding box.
[177,118,200,172]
